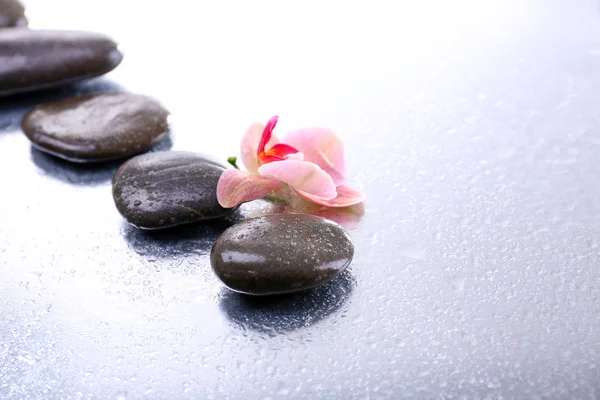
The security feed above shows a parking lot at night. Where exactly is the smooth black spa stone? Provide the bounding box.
[211,213,354,295]
[0,0,27,29]
[0,29,123,96]
[22,92,170,162]
[112,151,234,230]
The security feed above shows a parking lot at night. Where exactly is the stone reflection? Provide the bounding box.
[30,147,122,186]
[121,213,243,259]
[240,195,365,231]
[30,136,172,186]
[218,269,356,334]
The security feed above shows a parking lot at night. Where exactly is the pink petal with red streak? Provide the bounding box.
[240,122,279,173]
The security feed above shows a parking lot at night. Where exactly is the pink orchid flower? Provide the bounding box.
[217,116,365,209]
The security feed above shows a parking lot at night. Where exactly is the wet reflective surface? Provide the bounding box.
[2,0,600,398]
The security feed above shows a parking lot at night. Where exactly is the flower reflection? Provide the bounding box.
[240,186,365,230]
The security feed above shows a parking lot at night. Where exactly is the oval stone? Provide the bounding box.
[112,151,234,230]
[22,92,170,162]
[0,29,123,96]
[0,0,27,28]
[211,214,354,295]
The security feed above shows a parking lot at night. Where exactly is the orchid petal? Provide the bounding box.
[217,169,285,208]
[283,127,346,186]
[295,184,365,208]
[258,160,337,200]
[267,143,300,158]
[240,122,278,173]
[284,152,304,161]
[258,143,302,163]
[258,116,279,154]
[259,154,287,163]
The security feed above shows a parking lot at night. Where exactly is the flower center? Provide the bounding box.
[257,116,300,165]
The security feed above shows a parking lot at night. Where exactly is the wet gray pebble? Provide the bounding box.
[0,0,27,29]
[22,92,170,162]
[211,214,354,295]
[0,28,123,96]
[112,151,235,230]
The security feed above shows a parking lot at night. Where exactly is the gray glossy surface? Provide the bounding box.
[1,0,600,398]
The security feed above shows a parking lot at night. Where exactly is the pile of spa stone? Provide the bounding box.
[1,1,169,162]
[3,0,355,296]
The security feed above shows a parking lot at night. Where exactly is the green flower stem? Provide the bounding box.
[264,194,289,205]
[227,156,239,169]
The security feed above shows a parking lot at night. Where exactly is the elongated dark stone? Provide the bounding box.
[0,29,123,96]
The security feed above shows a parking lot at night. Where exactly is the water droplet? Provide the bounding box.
[398,243,426,259]
[276,385,290,396]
